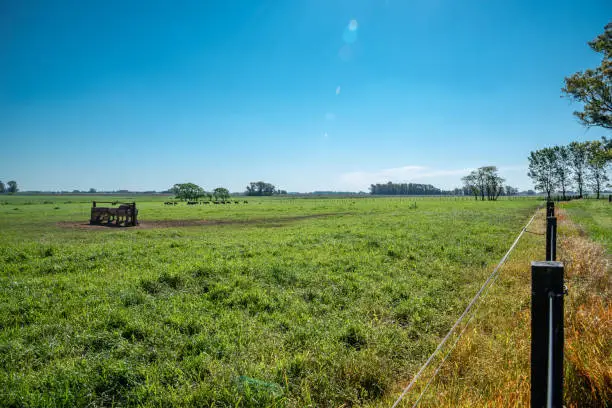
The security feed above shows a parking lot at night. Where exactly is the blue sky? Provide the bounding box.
[1,0,610,192]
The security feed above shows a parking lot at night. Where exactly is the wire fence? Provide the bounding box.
[391,208,540,408]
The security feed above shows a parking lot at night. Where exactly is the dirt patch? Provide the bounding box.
[56,213,348,230]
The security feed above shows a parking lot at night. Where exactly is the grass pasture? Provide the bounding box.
[562,198,612,252]
[0,196,540,407]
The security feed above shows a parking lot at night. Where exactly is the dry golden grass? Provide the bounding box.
[560,212,611,407]
[381,207,611,408]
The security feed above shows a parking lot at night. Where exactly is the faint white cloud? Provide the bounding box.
[323,132,329,139]
[338,164,531,191]
[339,165,473,189]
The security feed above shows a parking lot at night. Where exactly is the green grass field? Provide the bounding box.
[561,198,612,252]
[0,196,540,407]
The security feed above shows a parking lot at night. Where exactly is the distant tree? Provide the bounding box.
[0,181,4,193]
[213,187,230,201]
[473,168,487,201]
[170,183,204,201]
[585,140,610,199]
[461,173,480,200]
[562,22,612,129]
[246,181,276,196]
[461,167,503,200]
[481,166,505,200]
[72,189,80,193]
[504,186,519,196]
[528,148,557,199]
[568,141,589,197]
[552,145,572,200]
[88,188,97,193]
[7,181,18,194]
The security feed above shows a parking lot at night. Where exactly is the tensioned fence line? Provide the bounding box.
[391,208,541,408]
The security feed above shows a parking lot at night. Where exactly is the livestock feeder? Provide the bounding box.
[90,201,139,226]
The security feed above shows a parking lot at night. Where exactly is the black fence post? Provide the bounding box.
[531,261,564,408]
[546,217,557,261]
[546,201,554,217]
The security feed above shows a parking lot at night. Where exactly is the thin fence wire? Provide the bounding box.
[408,252,510,408]
[391,209,541,408]
[547,293,554,408]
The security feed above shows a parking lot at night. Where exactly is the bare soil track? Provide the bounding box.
[56,212,348,230]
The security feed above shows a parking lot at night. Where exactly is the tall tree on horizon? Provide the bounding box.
[562,22,612,129]
[552,145,572,200]
[461,167,504,201]
[245,181,276,196]
[585,140,610,199]
[568,141,589,197]
[482,166,505,200]
[7,181,18,194]
[213,187,230,201]
[461,173,480,200]
[170,183,204,201]
[528,148,557,199]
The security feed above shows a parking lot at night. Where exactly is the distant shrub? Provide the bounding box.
[158,272,183,289]
[340,326,367,350]
[140,278,162,295]
[120,290,146,307]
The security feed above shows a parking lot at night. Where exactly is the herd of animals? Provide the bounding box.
[89,199,249,227]
[164,200,248,205]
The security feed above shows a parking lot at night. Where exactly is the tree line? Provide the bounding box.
[369,182,443,195]
[0,180,18,194]
[527,138,611,199]
[170,181,286,201]
[369,178,519,198]
[170,183,231,201]
[245,181,287,196]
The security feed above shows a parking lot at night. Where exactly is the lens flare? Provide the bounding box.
[342,19,358,44]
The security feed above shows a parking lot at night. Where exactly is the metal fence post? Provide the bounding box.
[546,217,557,261]
[546,201,554,217]
[531,261,564,408]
